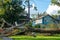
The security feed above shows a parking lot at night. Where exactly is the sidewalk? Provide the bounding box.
[2,37,13,40]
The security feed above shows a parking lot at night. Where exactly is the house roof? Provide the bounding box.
[43,15,60,23]
[36,14,60,21]
[42,14,60,22]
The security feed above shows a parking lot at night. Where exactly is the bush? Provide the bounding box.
[34,24,41,28]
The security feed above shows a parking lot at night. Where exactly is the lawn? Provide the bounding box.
[9,35,60,40]
[0,38,2,40]
[1,35,60,40]
[12,38,60,40]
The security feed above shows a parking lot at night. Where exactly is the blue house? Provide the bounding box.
[32,14,60,27]
[42,15,60,25]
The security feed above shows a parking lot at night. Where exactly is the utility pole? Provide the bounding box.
[27,0,30,20]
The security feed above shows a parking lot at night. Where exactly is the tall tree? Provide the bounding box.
[51,0,60,14]
[51,0,60,6]
[0,0,24,24]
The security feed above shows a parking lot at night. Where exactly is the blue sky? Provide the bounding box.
[24,0,51,17]
[36,0,51,12]
[30,0,51,13]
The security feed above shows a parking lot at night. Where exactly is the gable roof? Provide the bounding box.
[42,14,60,23]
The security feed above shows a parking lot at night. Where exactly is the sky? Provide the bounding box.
[25,0,51,13]
[25,0,60,17]
[31,0,51,12]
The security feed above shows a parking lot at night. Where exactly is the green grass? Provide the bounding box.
[0,38,2,40]
[9,35,60,40]
[0,34,60,40]
[12,38,60,40]
[1,35,60,40]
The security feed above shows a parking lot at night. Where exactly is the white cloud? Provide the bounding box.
[46,5,60,15]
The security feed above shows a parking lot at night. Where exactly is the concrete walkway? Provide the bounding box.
[2,37,13,40]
